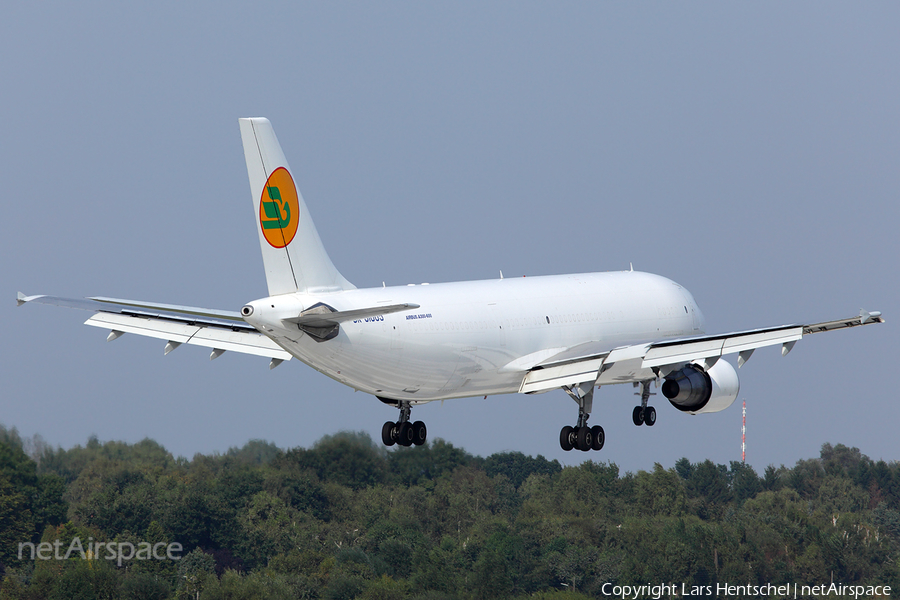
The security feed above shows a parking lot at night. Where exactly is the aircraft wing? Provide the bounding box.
[17,293,292,365]
[519,310,884,394]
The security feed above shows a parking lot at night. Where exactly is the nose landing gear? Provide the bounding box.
[632,380,657,426]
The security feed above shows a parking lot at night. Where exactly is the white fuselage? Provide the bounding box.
[244,270,704,402]
[247,271,703,402]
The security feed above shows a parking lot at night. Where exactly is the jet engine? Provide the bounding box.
[661,360,740,414]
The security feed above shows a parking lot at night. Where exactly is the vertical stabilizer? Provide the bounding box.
[239,117,355,295]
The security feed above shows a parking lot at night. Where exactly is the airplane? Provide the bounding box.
[18,117,885,452]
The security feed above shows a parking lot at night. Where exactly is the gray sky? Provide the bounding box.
[3,3,897,474]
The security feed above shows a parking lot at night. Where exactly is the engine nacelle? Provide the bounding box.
[661,360,740,414]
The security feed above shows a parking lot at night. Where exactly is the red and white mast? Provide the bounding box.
[741,399,746,463]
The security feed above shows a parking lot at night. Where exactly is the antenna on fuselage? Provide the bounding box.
[499,270,504,280]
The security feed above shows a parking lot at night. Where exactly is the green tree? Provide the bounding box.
[387,438,474,487]
[119,571,171,600]
[410,536,466,594]
[432,466,499,539]
[49,559,120,600]
[0,428,68,568]
[226,439,282,465]
[675,457,694,480]
[483,452,561,489]
[0,573,27,600]
[684,460,732,519]
[729,461,761,504]
[176,548,215,600]
[820,443,869,479]
[359,574,410,600]
[761,464,783,491]
[239,491,310,567]
[0,477,33,569]
[787,458,825,499]
[472,529,526,598]
[633,464,686,517]
[287,431,388,489]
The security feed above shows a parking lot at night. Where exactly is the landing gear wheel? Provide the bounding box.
[412,421,427,446]
[645,406,656,426]
[576,426,592,452]
[590,425,605,451]
[381,421,397,446]
[559,426,574,451]
[397,422,414,447]
[632,406,644,426]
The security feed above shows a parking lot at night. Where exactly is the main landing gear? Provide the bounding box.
[632,380,657,427]
[381,400,427,447]
[559,383,604,452]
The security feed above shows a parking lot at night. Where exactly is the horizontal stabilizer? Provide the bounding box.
[85,312,291,360]
[18,294,244,325]
[18,293,291,362]
[90,297,245,322]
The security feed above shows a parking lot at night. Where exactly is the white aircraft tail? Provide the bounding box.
[239,117,355,295]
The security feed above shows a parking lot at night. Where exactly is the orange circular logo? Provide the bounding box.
[259,167,300,248]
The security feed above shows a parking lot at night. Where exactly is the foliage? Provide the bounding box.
[0,424,897,599]
[0,425,68,571]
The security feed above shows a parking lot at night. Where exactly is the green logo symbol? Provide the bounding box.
[259,168,300,248]
[262,186,291,230]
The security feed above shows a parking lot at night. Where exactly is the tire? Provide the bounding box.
[645,406,657,427]
[398,422,414,447]
[632,406,644,426]
[590,425,605,451]
[576,426,592,452]
[412,421,427,446]
[559,426,574,451]
[381,421,396,446]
